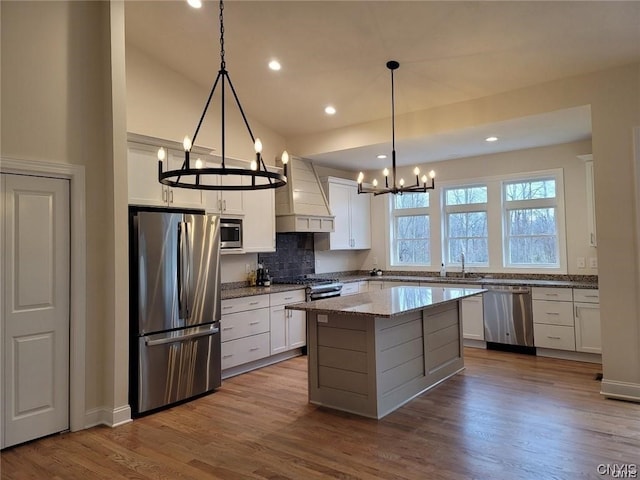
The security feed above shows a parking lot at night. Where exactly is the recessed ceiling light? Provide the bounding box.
[268,60,281,71]
[485,136,499,142]
[324,106,336,115]
[377,154,387,159]
[187,0,202,8]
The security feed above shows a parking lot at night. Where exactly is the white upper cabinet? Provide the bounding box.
[128,141,204,209]
[243,188,276,253]
[316,177,371,250]
[202,159,245,216]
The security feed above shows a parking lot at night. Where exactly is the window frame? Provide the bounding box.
[501,171,567,271]
[442,183,489,267]
[389,191,433,267]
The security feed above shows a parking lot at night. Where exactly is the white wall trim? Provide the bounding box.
[83,406,132,428]
[601,379,640,403]
[0,156,87,432]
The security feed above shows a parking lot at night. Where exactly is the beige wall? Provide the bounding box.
[0,0,128,420]
[126,45,287,167]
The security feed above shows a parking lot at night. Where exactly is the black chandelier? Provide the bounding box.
[357,61,435,196]
[158,0,288,191]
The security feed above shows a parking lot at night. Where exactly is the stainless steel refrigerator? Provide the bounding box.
[129,206,222,415]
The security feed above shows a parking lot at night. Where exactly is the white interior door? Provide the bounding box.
[1,173,70,449]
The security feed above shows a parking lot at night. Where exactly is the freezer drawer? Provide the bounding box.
[137,324,221,414]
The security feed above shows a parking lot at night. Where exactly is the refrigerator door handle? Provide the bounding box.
[144,326,220,347]
[177,221,190,319]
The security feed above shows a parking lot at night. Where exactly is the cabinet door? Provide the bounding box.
[166,149,204,209]
[288,310,306,349]
[219,174,245,216]
[328,183,352,249]
[461,295,484,341]
[243,188,275,253]
[350,190,371,249]
[575,303,601,354]
[128,142,166,206]
[270,305,287,355]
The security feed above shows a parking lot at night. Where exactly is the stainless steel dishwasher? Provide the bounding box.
[482,285,534,347]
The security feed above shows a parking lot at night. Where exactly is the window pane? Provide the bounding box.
[394,192,429,209]
[509,237,557,264]
[397,239,430,264]
[397,215,429,240]
[505,179,556,201]
[508,208,556,235]
[395,215,430,265]
[447,212,487,237]
[447,212,488,264]
[445,186,487,205]
[506,207,558,265]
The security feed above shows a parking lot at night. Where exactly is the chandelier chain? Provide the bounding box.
[219,0,225,69]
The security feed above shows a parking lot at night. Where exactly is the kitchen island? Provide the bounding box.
[287,286,485,419]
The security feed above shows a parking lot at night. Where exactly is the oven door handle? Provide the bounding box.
[310,290,342,300]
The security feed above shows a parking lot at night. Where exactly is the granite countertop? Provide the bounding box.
[221,284,305,300]
[221,272,597,300]
[286,285,486,318]
[337,274,598,289]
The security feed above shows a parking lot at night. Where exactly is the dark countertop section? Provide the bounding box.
[221,272,597,300]
[336,274,598,289]
[221,284,305,300]
[287,286,486,318]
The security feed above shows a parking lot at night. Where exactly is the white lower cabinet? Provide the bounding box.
[341,282,359,296]
[460,294,484,341]
[533,288,575,351]
[574,289,601,354]
[221,295,271,369]
[270,290,306,355]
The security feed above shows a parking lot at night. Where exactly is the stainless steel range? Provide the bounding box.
[273,276,343,301]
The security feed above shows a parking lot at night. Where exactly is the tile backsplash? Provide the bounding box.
[258,233,315,279]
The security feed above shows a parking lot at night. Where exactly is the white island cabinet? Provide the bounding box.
[288,286,484,419]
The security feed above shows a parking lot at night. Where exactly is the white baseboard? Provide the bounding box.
[222,349,303,380]
[601,379,640,402]
[536,348,602,364]
[84,405,132,429]
[463,339,487,349]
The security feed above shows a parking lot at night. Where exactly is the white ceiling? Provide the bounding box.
[125,1,640,171]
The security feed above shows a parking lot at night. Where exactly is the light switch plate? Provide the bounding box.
[577,257,586,268]
[589,257,598,269]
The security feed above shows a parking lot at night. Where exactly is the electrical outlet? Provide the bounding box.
[373,257,378,267]
[245,263,251,274]
[576,257,586,268]
[589,257,598,269]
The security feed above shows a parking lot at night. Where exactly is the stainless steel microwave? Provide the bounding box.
[220,218,243,249]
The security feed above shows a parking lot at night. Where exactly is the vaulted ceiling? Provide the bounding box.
[125,1,640,170]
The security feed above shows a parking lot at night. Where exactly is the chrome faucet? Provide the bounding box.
[461,252,466,278]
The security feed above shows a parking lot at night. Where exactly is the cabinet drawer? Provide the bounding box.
[221,307,270,342]
[382,281,419,288]
[534,324,576,351]
[533,300,574,326]
[358,281,369,293]
[532,287,572,302]
[573,289,599,304]
[221,332,270,369]
[270,289,306,306]
[221,294,270,314]
[341,283,359,296]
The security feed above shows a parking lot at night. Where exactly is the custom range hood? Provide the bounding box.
[275,156,335,233]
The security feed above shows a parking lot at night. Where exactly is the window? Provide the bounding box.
[444,185,488,265]
[503,178,560,267]
[391,192,431,265]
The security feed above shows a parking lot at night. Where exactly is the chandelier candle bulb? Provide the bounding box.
[421,174,428,185]
[399,178,405,187]
[157,147,166,161]
[373,178,378,187]
[195,158,203,169]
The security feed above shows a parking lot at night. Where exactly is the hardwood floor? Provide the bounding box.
[2,348,639,479]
